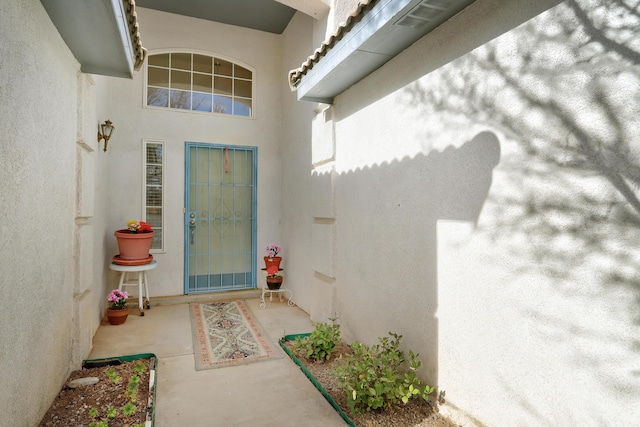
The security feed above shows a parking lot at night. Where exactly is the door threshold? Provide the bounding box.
[150,289,261,307]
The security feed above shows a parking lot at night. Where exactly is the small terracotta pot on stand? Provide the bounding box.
[266,275,283,290]
[107,307,129,325]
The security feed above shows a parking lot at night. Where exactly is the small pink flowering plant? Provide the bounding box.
[108,289,129,310]
[265,244,282,259]
[126,219,153,233]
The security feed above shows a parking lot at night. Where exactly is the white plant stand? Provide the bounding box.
[259,268,294,309]
[109,260,158,316]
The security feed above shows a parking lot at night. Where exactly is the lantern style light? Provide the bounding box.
[97,119,115,152]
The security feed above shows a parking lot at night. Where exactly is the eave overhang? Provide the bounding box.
[41,0,146,78]
[289,0,476,103]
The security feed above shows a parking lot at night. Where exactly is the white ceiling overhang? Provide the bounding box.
[289,0,476,103]
[40,0,146,78]
[136,0,304,34]
[274,0,330,18]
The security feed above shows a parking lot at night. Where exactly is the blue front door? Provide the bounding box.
[184,142,257,293]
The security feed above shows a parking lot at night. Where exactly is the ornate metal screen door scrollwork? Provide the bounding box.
[184,143,257,293]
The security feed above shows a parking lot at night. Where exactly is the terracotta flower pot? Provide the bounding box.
[115,230,155,261]
[266,275,283,290]
[264,256,282,270]
[107,307,129,325]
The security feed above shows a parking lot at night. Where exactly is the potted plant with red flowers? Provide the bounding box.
[114,220,155,265]
[264,244,282,270]
[106,289,130,325]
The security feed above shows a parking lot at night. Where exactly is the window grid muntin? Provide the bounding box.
[147,52,253,117]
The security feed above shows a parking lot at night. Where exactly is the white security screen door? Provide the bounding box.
[184,143,257,293]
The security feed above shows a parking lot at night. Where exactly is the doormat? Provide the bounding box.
[190,300,281,370]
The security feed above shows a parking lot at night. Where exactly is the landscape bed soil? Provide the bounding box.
[39,360,152,427]
[39,343,459,426]
[284,340,461,427]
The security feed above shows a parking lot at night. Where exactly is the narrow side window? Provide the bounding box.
[143,140,164,251]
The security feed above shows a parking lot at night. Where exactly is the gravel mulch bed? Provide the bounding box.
[284,340,461,427]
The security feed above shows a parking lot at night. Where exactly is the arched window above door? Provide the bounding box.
[146,52,253,117]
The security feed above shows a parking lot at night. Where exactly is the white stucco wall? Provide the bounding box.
[103,8,286,297]
[429,2,640,423]
[283,0,639,425]
[0,0,105,425]
[281,12,342,321]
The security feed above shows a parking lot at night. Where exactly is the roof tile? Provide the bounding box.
[125,0,147,71]
[288,0,377,90]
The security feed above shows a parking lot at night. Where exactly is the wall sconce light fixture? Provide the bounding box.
[97,119,115,152]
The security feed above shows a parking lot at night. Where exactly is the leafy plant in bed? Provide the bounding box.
[334,332,434,415]
[281,322,453,426]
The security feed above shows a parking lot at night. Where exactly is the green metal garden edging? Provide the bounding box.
[83,353,157,427]
[279,334,356,427]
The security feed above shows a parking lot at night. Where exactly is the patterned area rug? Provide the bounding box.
[190,300,281,370]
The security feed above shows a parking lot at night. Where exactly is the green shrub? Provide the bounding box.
[105,367,121,384]
[106,407,117,419]
[126,375,141,402]
[333,332,434,414]
[122,402,136,416]
[295,318,341,361]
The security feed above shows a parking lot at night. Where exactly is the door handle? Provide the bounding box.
[189,219,196,244]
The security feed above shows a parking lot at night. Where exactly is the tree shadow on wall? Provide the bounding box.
[404,0,640,317]
[401,0,640,404]
[433,132,501,223]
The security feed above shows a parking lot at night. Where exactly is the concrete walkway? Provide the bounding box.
[90,291,346,426]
